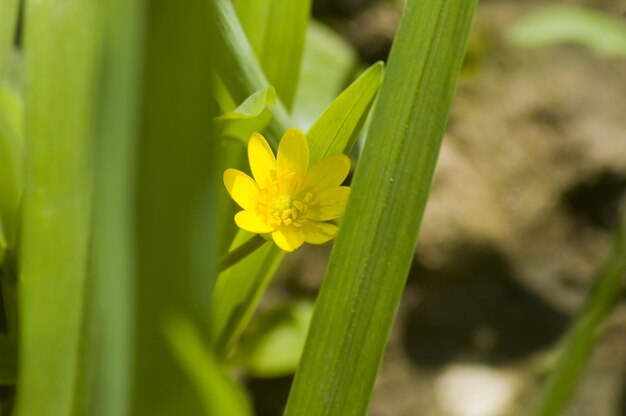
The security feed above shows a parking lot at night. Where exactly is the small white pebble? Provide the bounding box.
[435,364,519,416]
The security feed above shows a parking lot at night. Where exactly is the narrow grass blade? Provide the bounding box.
[16,1,101,414]
[211,62,384,359]
[0,0,19,77]
[285,0,477,414]
[76,0,144,415]
[235,0,311,110]
[536,208,626,415]
[132,2,219,414]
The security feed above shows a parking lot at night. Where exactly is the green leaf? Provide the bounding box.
[508,6,626,57]
[293,20,359,129]
[536,208,626,415]
[210,0,292,147]
[211,61,384,359]
[235,0,311,110]
[0,67,24,247]
[217,86,277,143]
[15,0,101,414]
[131,2,220,415]
[285,0,477,414]
[235,301,313,378]
[0,0,20,78]
[307,61,383,163]
[164,313,253,416]
[74,0,143,415]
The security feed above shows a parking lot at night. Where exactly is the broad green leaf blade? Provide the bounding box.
[164,313,253,416]
[234,301,313,378]
[235,0,311,110]
[16,0,100,414]
[76,0,144,415]
[211,0,291,147]
[217,86,277,143]
[536,208,626,415]
[132,2,219,414]
[285,0,478,414]
[0,0,19,77]
[293,20,359,130]
[211,62,384,358]
[508,6,626,57]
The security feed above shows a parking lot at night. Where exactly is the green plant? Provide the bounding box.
[0,0,478,414]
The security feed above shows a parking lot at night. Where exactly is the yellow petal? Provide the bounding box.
[272,225,305,252]
[235,211,274,233]
[305,154,350,194]
[248,133,276,189]
[314,186,350,221]
[223,168,260,211]
[277,128,308,179]
[302,221,338,245]
[277,171,300,195]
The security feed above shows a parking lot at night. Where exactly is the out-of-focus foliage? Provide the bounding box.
[0,0,20,78]
[508,6,626,57]
[16,0,99,414]
[234,301,313,377]
[0,52,23,249]
[164,314,253,416]
[293,20,359,130]
[234,0,310,111]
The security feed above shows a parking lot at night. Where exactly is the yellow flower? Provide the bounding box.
[224,128,351,252]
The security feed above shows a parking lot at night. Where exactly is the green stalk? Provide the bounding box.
[285,0,477,414]
[218,234,267,273]
[536,208,626,415]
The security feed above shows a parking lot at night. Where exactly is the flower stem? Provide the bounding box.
[218,234,267,273]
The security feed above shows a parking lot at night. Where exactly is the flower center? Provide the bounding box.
[258,190,316,229]
[274,195,292,212]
